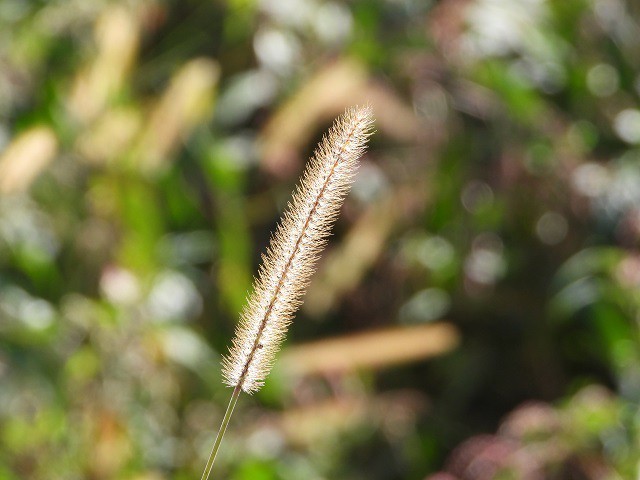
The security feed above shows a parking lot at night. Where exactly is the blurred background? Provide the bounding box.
[1,0,640,478]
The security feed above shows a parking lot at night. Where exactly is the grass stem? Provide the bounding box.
[200,385,241,480]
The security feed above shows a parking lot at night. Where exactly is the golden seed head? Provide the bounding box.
[221,105,374,393]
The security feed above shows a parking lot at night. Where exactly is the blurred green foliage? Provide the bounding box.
[1,0,640,479]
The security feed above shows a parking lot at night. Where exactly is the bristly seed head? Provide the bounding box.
[221,105,374,393]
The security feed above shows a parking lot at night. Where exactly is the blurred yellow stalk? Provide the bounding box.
[68,5,140,123]
[134,58,220,173]
[0,126,58,194]
[280,322,459,376]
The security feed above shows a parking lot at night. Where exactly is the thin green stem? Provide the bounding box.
[200,385,242,480]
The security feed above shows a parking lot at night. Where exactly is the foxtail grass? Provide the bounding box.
[200,105,374,479]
